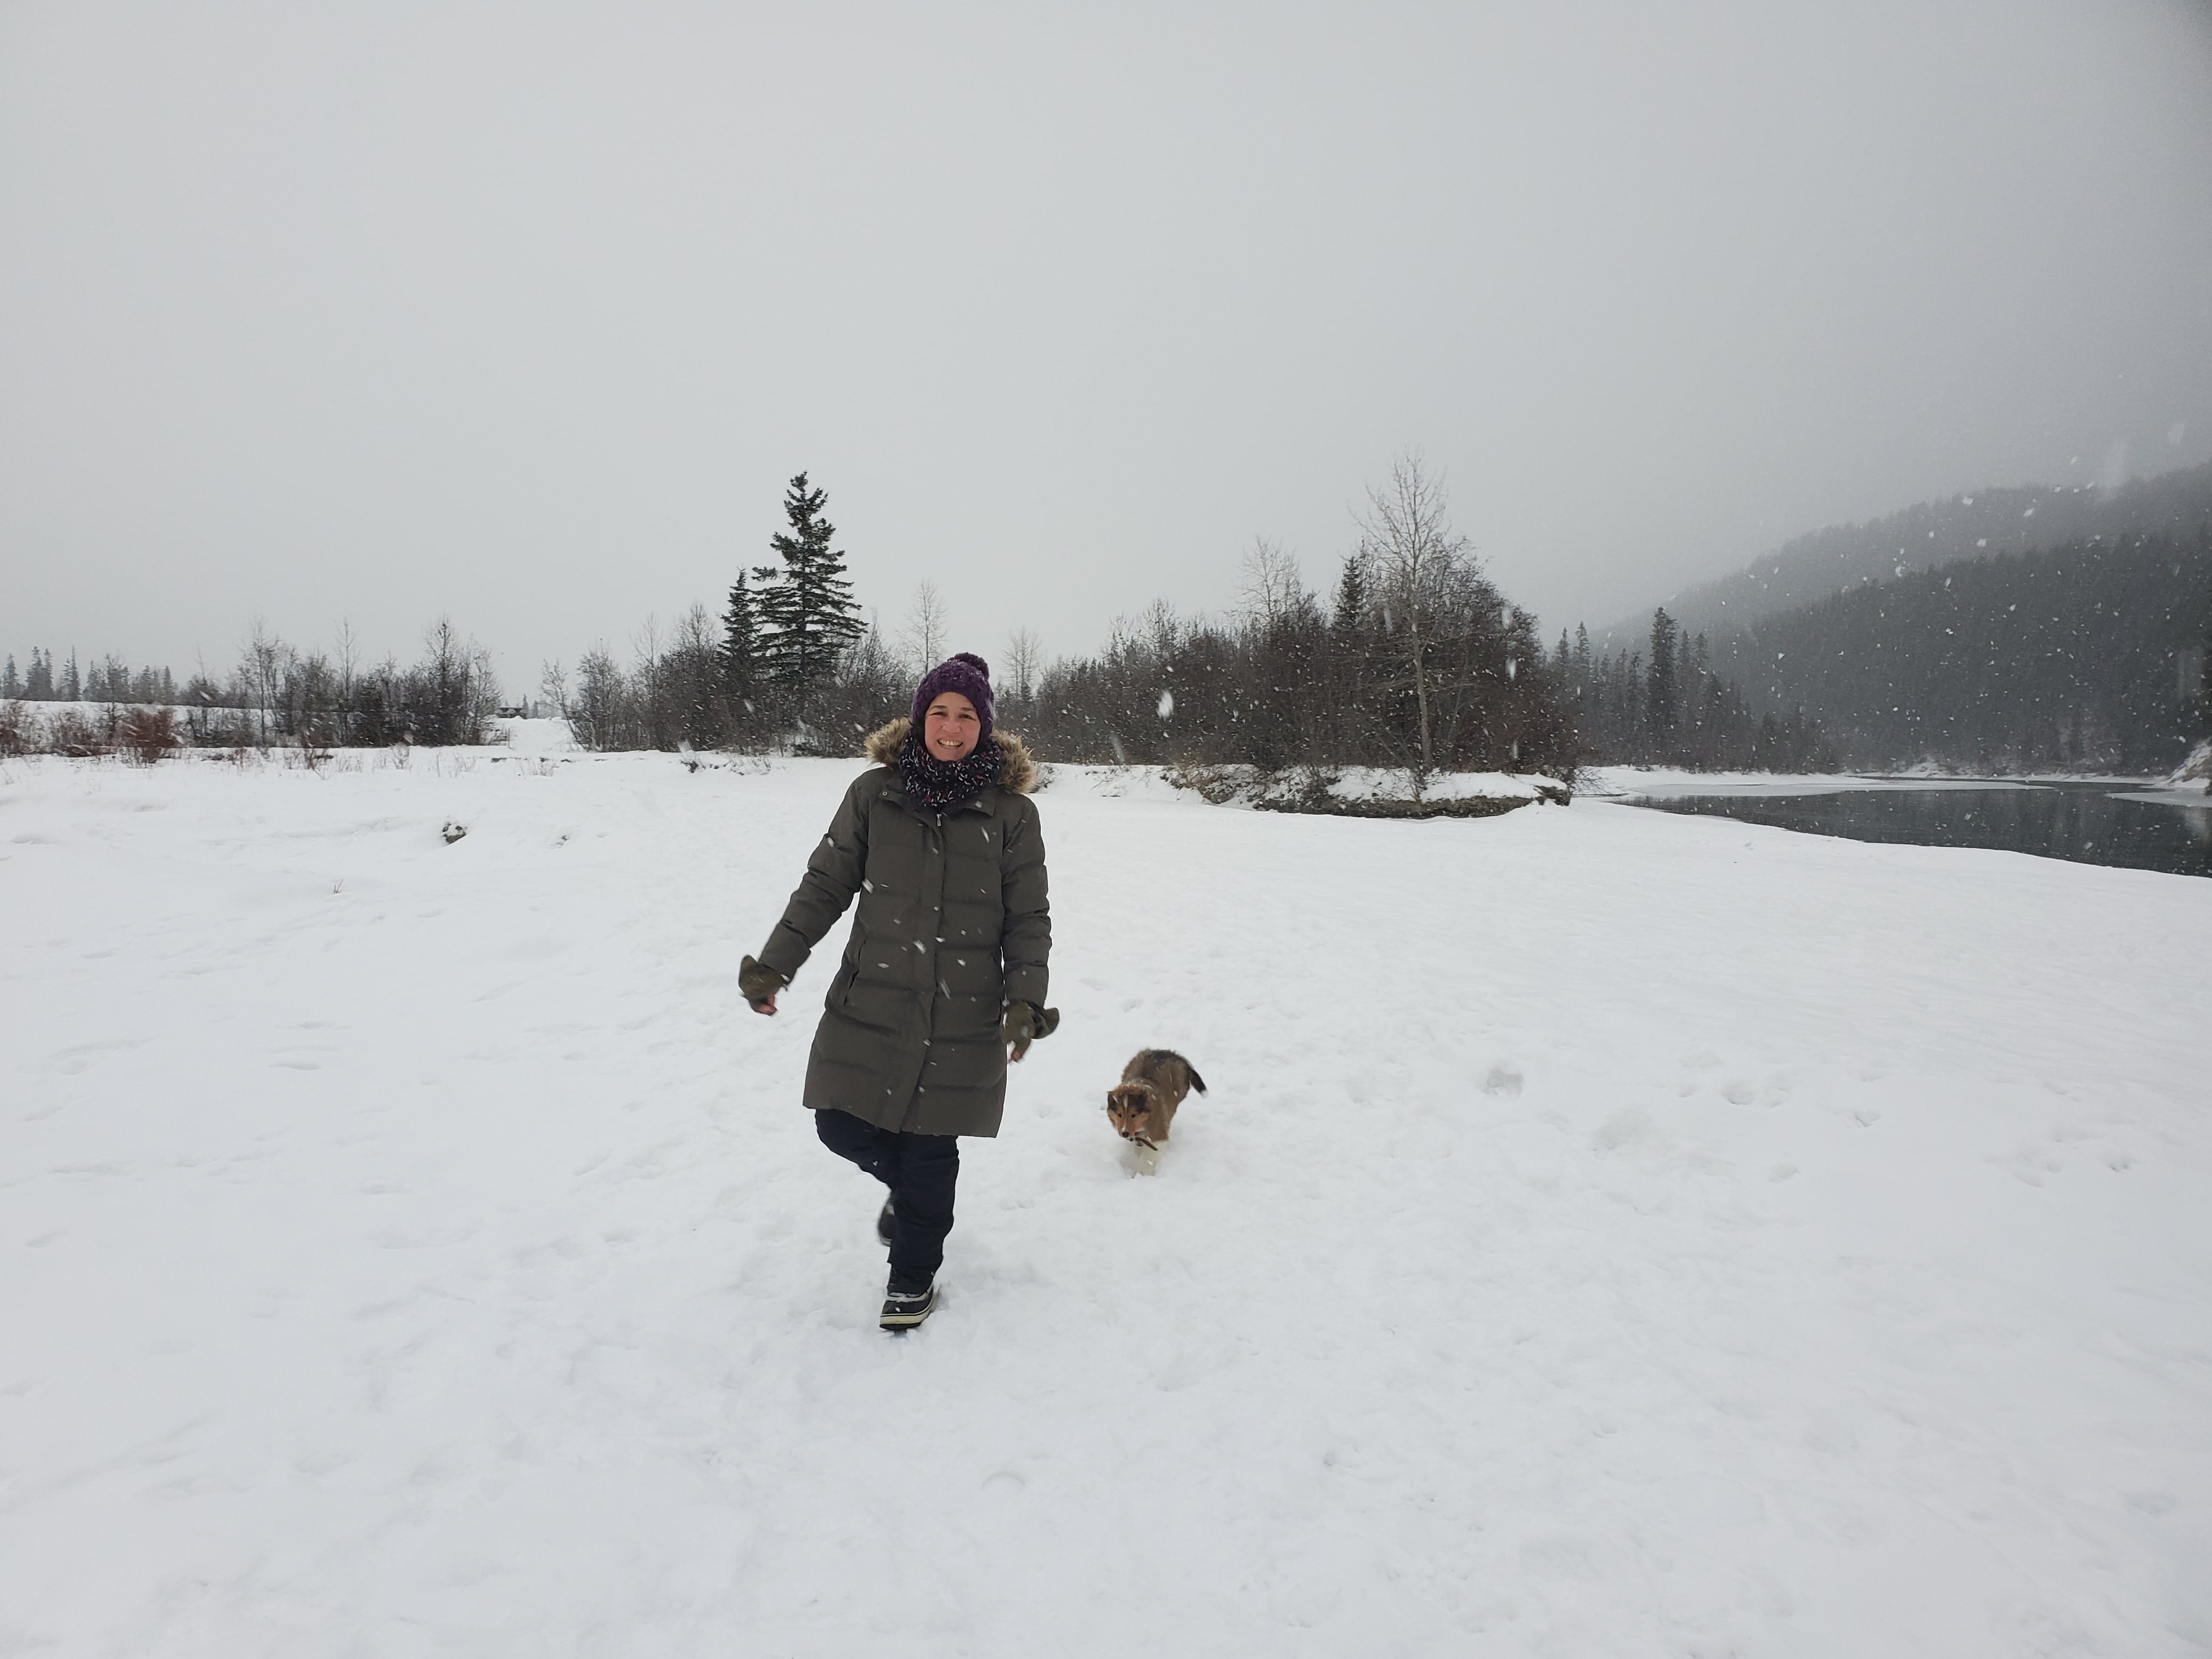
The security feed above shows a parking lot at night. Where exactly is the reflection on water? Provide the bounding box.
[1632,783,2212,878]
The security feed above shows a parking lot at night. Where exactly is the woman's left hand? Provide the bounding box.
[1001,1001,1060,1063]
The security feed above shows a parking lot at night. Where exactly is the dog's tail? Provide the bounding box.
[1186,1060,1207,1095]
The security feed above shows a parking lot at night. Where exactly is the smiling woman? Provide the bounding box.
[737,651,1058,1330]
[923,689,980,759]
[899,657,1003,809]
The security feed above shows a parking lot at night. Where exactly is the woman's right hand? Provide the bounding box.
[739,955,787,1016]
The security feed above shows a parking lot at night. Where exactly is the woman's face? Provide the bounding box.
[923,692,980,760]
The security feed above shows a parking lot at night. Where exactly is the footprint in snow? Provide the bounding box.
[1591,1109,1650,1152]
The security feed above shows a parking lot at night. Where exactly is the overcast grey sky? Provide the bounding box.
[5,1,2210,687]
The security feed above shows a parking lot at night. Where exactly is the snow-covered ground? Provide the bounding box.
[3,748,2207,1656]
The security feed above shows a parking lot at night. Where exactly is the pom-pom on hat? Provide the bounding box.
[911,652,995,746]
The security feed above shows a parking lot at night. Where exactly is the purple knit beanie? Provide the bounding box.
[910,652,995,746]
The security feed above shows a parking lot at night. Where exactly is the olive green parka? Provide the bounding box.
[756,719,1049,1137]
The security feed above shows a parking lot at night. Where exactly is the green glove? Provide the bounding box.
[1001,1000,1060,1060]
[739,955,787,1013]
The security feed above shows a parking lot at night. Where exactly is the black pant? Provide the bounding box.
[814,1109,960,1280]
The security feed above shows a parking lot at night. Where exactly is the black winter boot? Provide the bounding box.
[876,1196,896,1250]
[880,1269,937,1330]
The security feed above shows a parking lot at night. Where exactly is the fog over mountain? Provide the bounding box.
[1602,459,2212,648]
[1709,531,2212,771]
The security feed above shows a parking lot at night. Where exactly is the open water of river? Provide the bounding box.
[1630,782,2212,878]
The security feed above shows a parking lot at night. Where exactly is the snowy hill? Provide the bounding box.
[3,749,2206,1655]
[1599,458,2212,648]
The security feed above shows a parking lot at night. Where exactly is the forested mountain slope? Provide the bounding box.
[1706,533,2211,771]
[1615,460,2212,647]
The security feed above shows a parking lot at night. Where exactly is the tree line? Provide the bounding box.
[546,459,1581,782]
[1022,461,1571,777]
[1556,608,1837,770]
[52,458,2191,780]
[4,459,1820,778]
[3,648,178,706]
[0,619,503,755]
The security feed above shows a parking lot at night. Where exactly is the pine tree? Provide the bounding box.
[27,648,52,699]
[1646,608,1679,752]
[60,649,81,702]
[2199,606,2212,733]
[2199,527,2212,735]
[1332,555,1369,634]
[721,571,759,704]
[752,472,865,718]
[1,655,18,699]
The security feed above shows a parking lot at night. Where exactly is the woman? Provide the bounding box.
[739,653,1055,1330]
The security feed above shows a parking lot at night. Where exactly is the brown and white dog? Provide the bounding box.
[1106,1049,1207,1153]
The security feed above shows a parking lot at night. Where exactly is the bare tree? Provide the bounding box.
[332,619,360,743]
[238,618,294,748]
[1141,598,1179,660]
[669,602,725,749]
[1006,627,1043,710]
[573,645,623,750]
[1357,452,1473,782]
[900,582,950,674]
[1238,538,1309,628]
[539,659,570,719]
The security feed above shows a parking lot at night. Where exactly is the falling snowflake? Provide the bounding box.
[1157,690,1175,718]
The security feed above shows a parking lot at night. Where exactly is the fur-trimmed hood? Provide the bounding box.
[863,717,1037,796]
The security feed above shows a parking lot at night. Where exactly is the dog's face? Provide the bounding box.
[1106,1083,1156,1145]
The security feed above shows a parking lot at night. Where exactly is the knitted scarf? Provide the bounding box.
[897,731,1002,811]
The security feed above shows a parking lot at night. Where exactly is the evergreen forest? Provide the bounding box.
[1707,532,2212,771]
